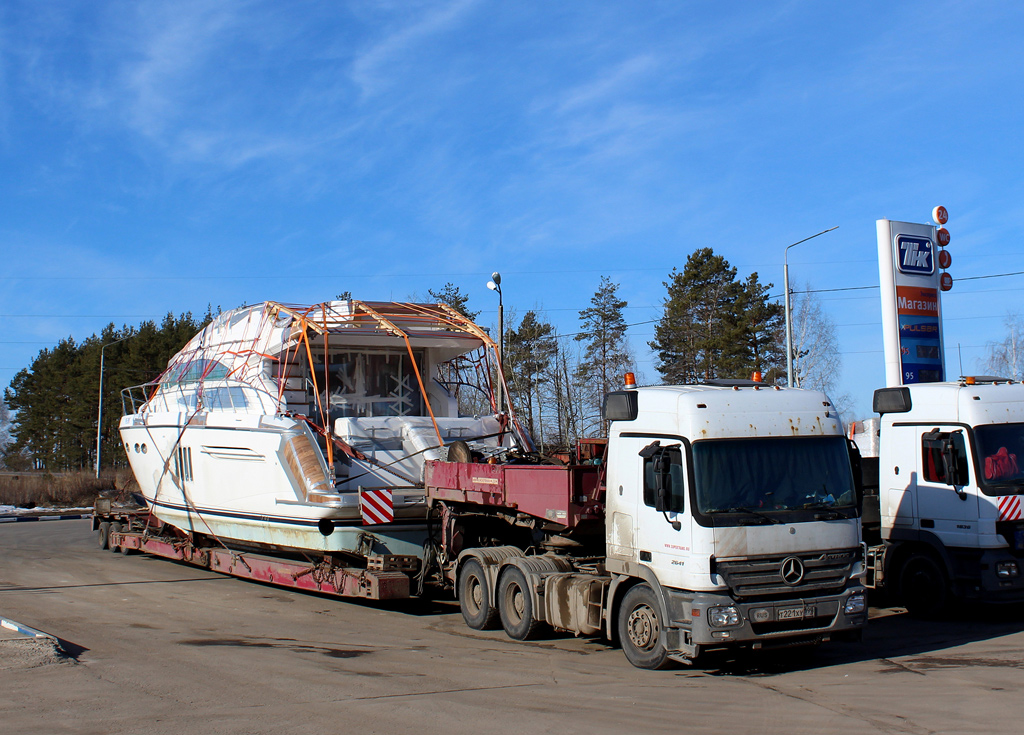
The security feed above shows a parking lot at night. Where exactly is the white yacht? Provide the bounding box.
[119,300,522,557]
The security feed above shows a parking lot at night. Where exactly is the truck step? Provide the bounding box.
[367,554,420,573]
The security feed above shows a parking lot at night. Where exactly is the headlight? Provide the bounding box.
[844,592,866,615]
[707,605,741,627]
[996,561,1020,579]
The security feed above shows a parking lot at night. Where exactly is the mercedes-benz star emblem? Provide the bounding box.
[780,556,805,586]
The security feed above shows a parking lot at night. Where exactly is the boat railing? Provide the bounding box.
[120,379,283,417]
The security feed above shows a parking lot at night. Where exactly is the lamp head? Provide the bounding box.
[487,281,497,291]
[490,271,501,285]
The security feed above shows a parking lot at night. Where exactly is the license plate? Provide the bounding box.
[778,606,816,620]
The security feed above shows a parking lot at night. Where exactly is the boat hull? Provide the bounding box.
[119,412,428,556]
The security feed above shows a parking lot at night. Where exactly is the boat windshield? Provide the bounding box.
[974,423,1024,493]
[163,358,230,385]
[693,436,856,517]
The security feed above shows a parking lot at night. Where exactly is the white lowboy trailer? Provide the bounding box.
[433,380,868,669]
[859,379,1024,613]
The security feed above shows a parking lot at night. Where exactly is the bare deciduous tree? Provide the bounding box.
[0,398,11,468]
[983,312,1024,380]
[790,283,850,418]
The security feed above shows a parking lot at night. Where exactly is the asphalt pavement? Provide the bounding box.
[2,520,1024,735]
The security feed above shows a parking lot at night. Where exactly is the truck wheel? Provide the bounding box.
[499,567,541,640]
[108,522,123,553]
[899,551,948,617]
[459,559,499,630]
[618,584,671,670]
[97,521,111,550]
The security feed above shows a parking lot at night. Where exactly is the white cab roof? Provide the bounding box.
[885,381,1024,426]
[613,384,843,441]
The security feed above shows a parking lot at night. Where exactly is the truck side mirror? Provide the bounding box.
[941,431,970,489]
[639,442,682,529]
[923,429,970,494]
[652,453,668,513]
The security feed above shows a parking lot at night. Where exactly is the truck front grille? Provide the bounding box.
[715,549,857,599]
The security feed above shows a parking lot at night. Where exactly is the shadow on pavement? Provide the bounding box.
[693,603,1024,677]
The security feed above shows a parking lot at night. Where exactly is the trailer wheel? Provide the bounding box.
[899,551,948,617]
[499,567,541,640]
[97,521,111,550]
[459,559,499,630]
[108,522,123,553]
[618,584,670,670]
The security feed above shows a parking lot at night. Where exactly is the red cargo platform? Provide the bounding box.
[424,460,604,530]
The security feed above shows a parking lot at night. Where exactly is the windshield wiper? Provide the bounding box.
[720,507,781,524]
[799,500,846,520]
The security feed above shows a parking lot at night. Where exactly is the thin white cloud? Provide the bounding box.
[350,0,479,97]
[555,54,658,115]
[118,1,245,139]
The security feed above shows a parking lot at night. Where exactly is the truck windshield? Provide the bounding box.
[693,436,856,516]
[974,423,1024,492]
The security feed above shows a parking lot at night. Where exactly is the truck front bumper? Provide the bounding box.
[958,548,1024,602]
[661,584,868,660]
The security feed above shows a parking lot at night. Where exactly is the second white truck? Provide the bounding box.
[854,378,1024,614]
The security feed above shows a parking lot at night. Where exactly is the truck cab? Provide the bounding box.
[869,379,1024,611]
[431,380,867,669]
[602,381,867,666]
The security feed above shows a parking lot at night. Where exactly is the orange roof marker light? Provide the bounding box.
[751,371,763,383]
[624,372,637,389]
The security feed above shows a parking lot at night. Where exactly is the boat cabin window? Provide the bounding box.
[313,349,426,418]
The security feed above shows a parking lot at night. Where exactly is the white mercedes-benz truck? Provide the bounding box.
[429,379,868,668]
[856,378,1024,614]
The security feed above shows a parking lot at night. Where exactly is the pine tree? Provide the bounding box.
[428,283,479,321]
[651,248,783,384]
[4,312,208,471]
[737,272,785,383]
[504,311,557,441]
[651,248,744,383]
[575,277,633,433]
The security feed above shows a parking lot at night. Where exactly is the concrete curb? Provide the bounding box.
[0,513,91,524]
[0,616,58,641]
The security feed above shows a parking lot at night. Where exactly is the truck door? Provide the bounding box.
[634,438,692,589]
[605,435,643,560]
[916,426,979,547]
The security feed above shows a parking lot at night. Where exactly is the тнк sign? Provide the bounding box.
[896,235,934,275]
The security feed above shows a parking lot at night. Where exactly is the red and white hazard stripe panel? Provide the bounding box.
[360,489,394,525]
[998,495,1022,521]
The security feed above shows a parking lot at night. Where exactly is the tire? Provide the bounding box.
[899,551,949,617]
[108,522,123,553]
[447,440,473,464]
[97,521,111,550]
[618,584,671,670]
[498,566,542,640]
[459,559,499,630]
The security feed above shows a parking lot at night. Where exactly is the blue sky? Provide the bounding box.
[2,1,1023,420]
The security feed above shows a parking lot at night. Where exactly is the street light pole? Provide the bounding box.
[96,335,131,479]
[784,226,839,388]
[487,272,504,414]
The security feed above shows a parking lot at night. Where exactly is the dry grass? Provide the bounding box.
[0,469,137,509]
